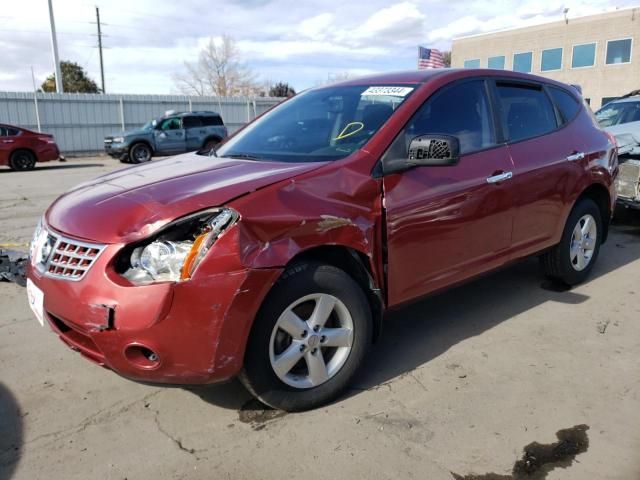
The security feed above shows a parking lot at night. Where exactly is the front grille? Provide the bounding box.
[43,234,105,281]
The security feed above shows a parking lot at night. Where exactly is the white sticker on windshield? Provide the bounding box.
[361,86,414,97]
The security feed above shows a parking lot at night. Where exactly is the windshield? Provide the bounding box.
[141,119,159,131]
[595,101,640,127]
[215,84,417,162]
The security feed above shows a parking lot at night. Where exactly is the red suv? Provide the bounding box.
[0,124,62,170]
[26,69,617,411]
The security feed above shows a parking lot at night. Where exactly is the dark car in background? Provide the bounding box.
[104,111,227,163]
[0,124,62,171]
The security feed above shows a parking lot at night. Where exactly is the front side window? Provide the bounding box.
[384,80,495,160]
[595,101,640,127]
[216,84,417,162]
[488,56,505,69]
[160,118,183,130]
[496,83,557,142]
[606,39,632,64]
[572,43,596,68]
[513,52,533,73]
[464,59,480,68]
[541,48,563,71]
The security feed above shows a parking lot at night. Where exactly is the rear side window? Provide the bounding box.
[183,116,202,128]
[0,126,19,136]
[548,87,581,124]
[201,115,223,126]
[496,83,557,142]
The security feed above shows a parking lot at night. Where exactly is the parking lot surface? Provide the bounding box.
[1,157,639,480]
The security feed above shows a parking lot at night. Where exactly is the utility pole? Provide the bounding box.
[47,0,63,93]
[95,6,105,93]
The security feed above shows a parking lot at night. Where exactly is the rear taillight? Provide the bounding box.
[38,136,56,144]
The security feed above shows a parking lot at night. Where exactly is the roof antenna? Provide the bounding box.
[563,7,570,24]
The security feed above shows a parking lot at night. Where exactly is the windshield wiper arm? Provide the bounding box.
[219,153,262,161]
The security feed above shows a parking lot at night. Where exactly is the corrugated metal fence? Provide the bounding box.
[0,92,283,154]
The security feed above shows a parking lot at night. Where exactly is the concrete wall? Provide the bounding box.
[0,92,283,153]
[451,8,640,109]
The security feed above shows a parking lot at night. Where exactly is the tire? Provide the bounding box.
[9,149,36,171]
[540,197,602,285]
[202,138,220,154]
[240,262,372,411]
[129,143,152,163]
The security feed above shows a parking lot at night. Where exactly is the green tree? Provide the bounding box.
[268,82,296,97]
[41,61,100,93]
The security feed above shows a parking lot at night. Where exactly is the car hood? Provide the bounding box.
[107,128,149,139]
[45,153,326,243]
[603,122,640,154]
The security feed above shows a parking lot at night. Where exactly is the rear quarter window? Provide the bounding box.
[496,83,558,142]
[548,87,581,124]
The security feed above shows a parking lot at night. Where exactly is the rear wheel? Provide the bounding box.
[9,150,36,171]
[240,262,372,411]
[540,197,602,285]
[129,143,152,163]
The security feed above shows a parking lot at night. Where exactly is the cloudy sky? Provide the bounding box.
[0,0,636,94]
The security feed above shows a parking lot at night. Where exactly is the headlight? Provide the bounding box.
[112,136,125,143]
[121,208,237,285]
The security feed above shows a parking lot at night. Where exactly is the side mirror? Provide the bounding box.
[408,134,460,167]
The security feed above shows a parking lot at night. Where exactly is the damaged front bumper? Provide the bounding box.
[27,238,282,385]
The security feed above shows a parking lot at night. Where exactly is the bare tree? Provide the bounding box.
[174,35,260,97]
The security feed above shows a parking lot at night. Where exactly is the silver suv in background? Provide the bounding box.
[595,92,640,210]
[104,111,228,163]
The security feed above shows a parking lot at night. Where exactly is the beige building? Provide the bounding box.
[451,7,639,109]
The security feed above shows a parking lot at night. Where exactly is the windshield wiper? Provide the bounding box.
[219,153,262,161]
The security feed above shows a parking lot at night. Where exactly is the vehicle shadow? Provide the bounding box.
[0,163,105,173]
[0,383,23,480]
[349,224,640,394]
[190,224,639,411]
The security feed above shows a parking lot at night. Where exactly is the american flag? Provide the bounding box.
[418,47,445,69]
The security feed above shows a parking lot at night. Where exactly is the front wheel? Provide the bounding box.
[129,143,152,163]
[540,197,602,285]
[240,262,372,411]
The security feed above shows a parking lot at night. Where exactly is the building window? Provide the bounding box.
[572,43,596,68]
[606,39,632,64]
[463,59,481,68]
[513,52,533,73]
[541,48,563,71]
[488,56,505,69]
[584,98,591,105]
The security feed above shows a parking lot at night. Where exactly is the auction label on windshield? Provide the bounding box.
[361,86,414,97]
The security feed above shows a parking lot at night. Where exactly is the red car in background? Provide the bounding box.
[0,124,62,171]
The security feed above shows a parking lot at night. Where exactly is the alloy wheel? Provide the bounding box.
[269,293,354,389]
[569,214,597,271]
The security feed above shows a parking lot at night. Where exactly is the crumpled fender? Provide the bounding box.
[227,155,384,280]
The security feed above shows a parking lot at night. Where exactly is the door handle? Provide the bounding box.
[2,140,14,143]
[486,171,513,184]
[566,152,585,162]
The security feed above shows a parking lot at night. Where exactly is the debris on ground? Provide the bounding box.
[0,249,28,286]
[597,319,611,334]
